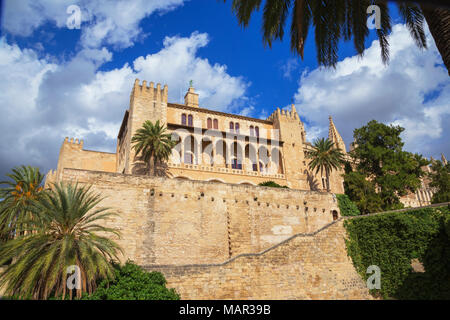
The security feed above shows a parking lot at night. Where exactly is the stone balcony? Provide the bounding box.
[167,162,285,180]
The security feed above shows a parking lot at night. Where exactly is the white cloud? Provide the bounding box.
[294,24,450,158]
[281,58,299,79]
[0,32,249,176]
[2,0,186,49]
[132,32,248,111]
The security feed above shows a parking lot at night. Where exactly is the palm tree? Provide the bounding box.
[418,3,450,75]
[131,120,176,176]
[305,138,345,191]
[0,183,122,300]
[0,166,44,241]
[224,0,444,69]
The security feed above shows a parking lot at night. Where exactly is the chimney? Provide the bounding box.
[184,82,199,108]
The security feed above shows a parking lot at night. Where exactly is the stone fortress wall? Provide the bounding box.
[145,220,372,300]
[44,168,372,299]
[48,168,341,266]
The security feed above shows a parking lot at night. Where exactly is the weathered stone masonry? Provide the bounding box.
[55,168,341,265]
[46,168,372,299]
[144,220,371,300]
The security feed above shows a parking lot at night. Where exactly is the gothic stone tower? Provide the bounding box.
[117,79,168,174]
[268,105,309,190]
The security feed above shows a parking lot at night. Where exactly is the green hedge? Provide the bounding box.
[336,194,360,216]
[258,181,289,188]
[83,261,180,300]
[344,207,450,299]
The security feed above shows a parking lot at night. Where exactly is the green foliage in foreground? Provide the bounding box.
[336,194,360,216]
[344,206,450,299]
[82,261,180,300]
[258,181,288,188]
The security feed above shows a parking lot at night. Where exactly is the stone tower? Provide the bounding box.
[441,153,448,165]
[119,79,168,174]
[327,116,346,193]
[328,116,347,153]
[269,105,308,189]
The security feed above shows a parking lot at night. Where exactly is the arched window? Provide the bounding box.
[213,119,218,129]
[332,210,338,221]
[235,123,240,133]
[229,122,234,131]
[207,118,212,129]
[188,115,193,127]
[259,161,265,173]
[181,114,187,125]
[255,126,259,137]
[184,152,193,164]
[250,125,254,137]
[231,142,243,169]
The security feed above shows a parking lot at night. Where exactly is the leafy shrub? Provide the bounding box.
[83,261,180,300]
[344,207,450,299]
[336,194,360,216]
[258,181,289,188]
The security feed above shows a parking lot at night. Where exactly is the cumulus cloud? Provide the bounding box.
[0,32,249,178]
[294,24,450,159]
[132,32,248,111]
[2,0,186,49]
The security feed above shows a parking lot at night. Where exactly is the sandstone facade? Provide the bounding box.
[49,79,347,193]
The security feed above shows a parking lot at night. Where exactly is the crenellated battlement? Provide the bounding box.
[267,104,299,121]
[63,137,84,148]
[132,78,168,103]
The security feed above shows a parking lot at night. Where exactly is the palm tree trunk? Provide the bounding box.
[421,5,450,75]
[148,153,154,176]
[326,169,330,192]
[153,156,158,176]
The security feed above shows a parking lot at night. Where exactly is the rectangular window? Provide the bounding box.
[232,159,242,170]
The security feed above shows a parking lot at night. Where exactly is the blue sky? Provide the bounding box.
[0,0,449,178]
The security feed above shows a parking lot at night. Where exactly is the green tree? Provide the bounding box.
[305,137,345,191]
[224,0,431,68]
[343,170,383,214]
[349,120,428,211]
[336,194,360,216]
[0,183,122,300]
[83,261,180,300]
[0,166,44,241]
[131,120,176,176]
[429,160,450,204]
